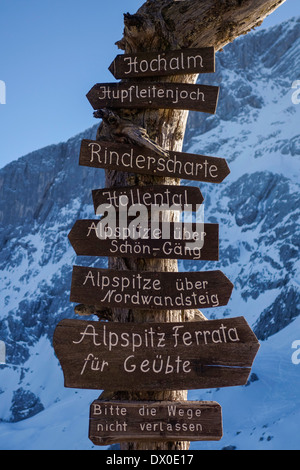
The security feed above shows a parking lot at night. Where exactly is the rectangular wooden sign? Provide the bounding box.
[108,47,215,79]
[92,185,204,213]
[70,266,233,310]
[86,82,219,114]
[89,400,222,446]
[79,139,230,184]
[68,220,219,261]
[53,317,260,391]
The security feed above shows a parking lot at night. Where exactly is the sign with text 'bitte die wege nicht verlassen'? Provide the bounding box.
[108,47,215,79]
[53,317,260,391]
[79,139,230,183]
[89,400,222,446]
[86,82,219,114]
[69,267,233,311]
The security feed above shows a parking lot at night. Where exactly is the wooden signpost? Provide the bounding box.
[53,317,260,391]
[79,139,230,183]
[52,34,261,449]
[68,220,219,261]
[86,82,219,114]
[69,266,233,310]
[109,47,215,79]
[89,400,222,446]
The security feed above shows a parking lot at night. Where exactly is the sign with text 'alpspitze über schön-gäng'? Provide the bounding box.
[68,220,219,261]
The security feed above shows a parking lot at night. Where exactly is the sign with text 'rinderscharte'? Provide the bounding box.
[53,317,260,391]
[79,140,230,183]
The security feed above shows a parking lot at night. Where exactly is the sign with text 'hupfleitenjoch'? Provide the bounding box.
[86,82,219,114]
[108,47,215,79]
[70,267,233,310]
[79,140,230,183]
[89,400,222,446]
[53,317,260,391]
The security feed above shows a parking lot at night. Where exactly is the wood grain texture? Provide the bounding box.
[89,400,222,445]
[53,317,260,391]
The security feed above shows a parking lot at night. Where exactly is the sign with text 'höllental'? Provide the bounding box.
[89,400,222,446]
[91,185,204,212]
[53,317,260,391]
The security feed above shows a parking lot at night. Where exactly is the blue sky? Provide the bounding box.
[0,0,298,168]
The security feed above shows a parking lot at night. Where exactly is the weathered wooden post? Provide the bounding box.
[53,0,285,452]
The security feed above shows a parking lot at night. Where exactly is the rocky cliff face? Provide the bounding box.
[0,17,299,450]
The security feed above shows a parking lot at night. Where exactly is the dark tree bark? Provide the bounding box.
[92,0,286,451]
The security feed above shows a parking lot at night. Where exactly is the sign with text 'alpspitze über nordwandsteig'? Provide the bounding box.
[69,267,233,310]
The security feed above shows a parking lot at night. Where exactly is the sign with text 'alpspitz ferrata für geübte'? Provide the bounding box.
[53,317,260,391]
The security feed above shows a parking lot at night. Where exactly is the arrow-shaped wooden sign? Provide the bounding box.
[53,317,260,391]
[86,82,219,114]
[79,140,230,184]
[91,185,204,213]
[69,266,233,310]
[108,47,215,79]
[89,400,222,446]
[68,220,219,261]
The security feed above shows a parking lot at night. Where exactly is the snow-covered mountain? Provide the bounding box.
[0,16,299,450]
